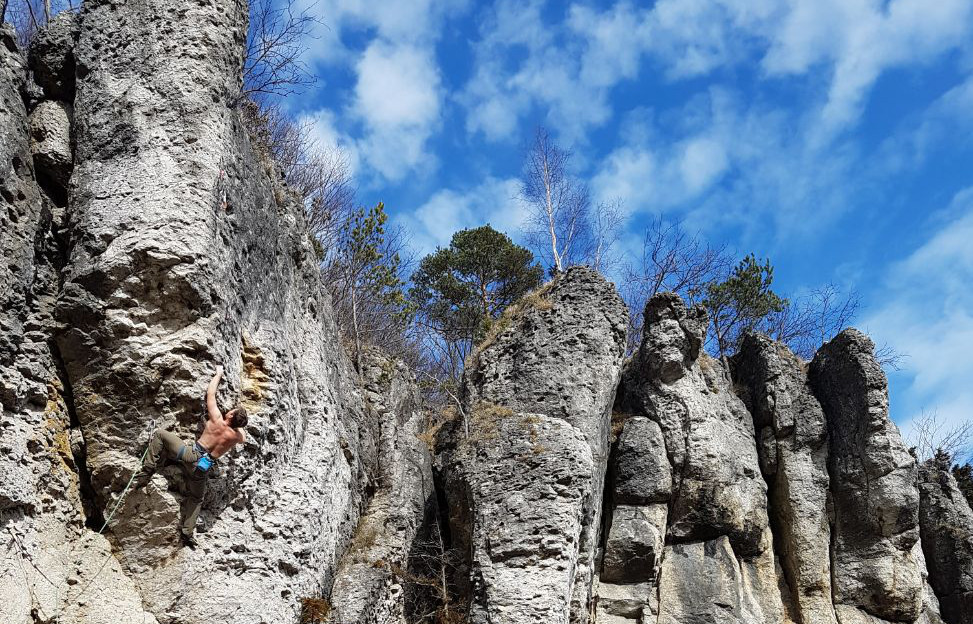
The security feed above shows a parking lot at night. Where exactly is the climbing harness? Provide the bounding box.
[178,440,215,473]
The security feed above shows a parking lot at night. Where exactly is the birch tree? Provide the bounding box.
[521,127,590,274]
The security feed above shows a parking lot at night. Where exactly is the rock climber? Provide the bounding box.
[134,366,248,548]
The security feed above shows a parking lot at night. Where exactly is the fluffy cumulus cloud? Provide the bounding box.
[293,0,468,184]
[351,41,442,180]
[864,188,973,440]
[396,177,526,254]
[459,0,973,146]
[589,91,861,242]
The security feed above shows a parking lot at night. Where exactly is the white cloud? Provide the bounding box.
[292,0,469,184]
[459,0,973,147]
[294,0,469,65]
[591,145,657,212]
[350,41,442,181]
[764,0,973,139]
[301,109,361,176]
[398,177,526,254]
[863,188,973,439]
[680,137,729,193]
[591,90,855,238]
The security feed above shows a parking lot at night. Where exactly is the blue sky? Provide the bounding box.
[284,0,973,441]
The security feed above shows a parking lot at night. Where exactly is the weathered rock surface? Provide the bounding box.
[327,348,435,624]
[5,4,973,624]
[612,416,671,505]
[28,99,73,190]
[1,5,432,624]
[622,293,769,555]
[27,10,80,101]
[735,332,836,624]
[919,458,973,624]
[810,330,924,622]
[610,293,785,624]
[1,20,157,624]
[443,266,628,623]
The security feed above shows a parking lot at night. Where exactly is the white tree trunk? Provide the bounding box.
[544,159,561,272]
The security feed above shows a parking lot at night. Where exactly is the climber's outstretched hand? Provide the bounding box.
[207,365,224,423]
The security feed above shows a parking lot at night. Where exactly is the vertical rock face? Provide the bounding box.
[810,330,924,622]
[919,459,973,624]
[1,20,156,624]
[735,332,836,624]
[1,4,433,624]
[327,348,435,624]
[441,266,628,624]
[612,293,783,624]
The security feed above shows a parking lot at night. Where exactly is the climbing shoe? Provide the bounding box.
[180,532,198,550]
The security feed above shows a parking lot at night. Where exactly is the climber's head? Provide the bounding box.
[226,405,249,429]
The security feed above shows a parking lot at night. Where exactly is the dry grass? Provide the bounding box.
[418,405,459,453]
[519,413,548,455]
[349,521,380,562]
[469,280,555,366]
[610,410,632,443]
[466,401,513,446]
[299,597,331,623]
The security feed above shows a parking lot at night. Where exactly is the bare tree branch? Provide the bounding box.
[242,0,321,102]
[620,217,730,353]
[908,408,973,464]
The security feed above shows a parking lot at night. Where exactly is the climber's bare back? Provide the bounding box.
[198,414,244,459]
[200,366,247,459]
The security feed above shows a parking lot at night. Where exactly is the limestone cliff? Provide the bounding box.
[2,4,973,624]
[1,4,426,623]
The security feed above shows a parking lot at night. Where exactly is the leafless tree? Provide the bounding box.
[620,217,730,353]
[909,409,973,464]
[583,198,625,273]
[521,127,591,273]
[763,283,861,359]
[243,0,320,102]
[4,0,74,48]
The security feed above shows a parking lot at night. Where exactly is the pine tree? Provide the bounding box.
[703,253,787,357]
[410,225,543,381]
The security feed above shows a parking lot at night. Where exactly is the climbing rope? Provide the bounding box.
[44,445,151,623]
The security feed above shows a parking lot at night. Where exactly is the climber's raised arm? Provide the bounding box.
[207,366,224,424]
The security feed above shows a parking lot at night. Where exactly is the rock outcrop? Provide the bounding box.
[327,348,435,624]
[735,332,836,624]
[1,4,432,623]
[612,293,783,624]
[4,4,973,624]
[810,329,925,623]
[440,267,628,624]
[919,458,973,624]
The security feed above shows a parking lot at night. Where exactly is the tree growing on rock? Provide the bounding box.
[520,127,591,274]
[243,0,319,102]
[324,202,413,365]
[703,253,788,357]
[621,217,731,353]
[410,225,543,383]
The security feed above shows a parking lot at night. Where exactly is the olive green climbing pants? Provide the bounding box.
[143,428,208,537]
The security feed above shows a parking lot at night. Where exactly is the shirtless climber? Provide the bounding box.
[134,366,247,548]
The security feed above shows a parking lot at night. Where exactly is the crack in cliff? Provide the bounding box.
[51,339,103,530]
